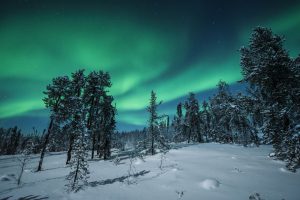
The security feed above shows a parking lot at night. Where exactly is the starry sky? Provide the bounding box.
[0,0,300,133]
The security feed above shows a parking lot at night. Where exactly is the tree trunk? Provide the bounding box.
[205,126,208,142]
[151,125,154,155]
[91,131,96,159]
[96,130,101,156]
[103,140,107,160]
[66,135,74,165]
[36,118,54,172]
[166,116,169,134]
[187,128,191,143]
[17,161,25,185]
[103,134,111,160]
[72,158,80,190]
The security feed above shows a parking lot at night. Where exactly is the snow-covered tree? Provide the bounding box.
[96,94,116,159]
[65,88,89,192]
[83,70,114,159]
[37,76,70,171]
[245,85,265,142]
[158,115,171,141]
[200,100,212,142]
[240,27,300,171]
[184,92,202,143]
[172,103,185,142]
[65,70,86,165]
[17,140,33,186]
[210,81,233,143]
[65,118,89,192]
[228,93,259,146]
[146,90,168,155]
[0,126,21,155]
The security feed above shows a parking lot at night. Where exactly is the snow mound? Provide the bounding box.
[0,175,11,181]
[134,159,142,165]
[269,152,275,157]
[279,167,290,173]
[199,178,220,190]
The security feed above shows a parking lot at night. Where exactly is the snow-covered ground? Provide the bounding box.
[0,143,299,200]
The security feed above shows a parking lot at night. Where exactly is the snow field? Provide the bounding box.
[0,143,299,200]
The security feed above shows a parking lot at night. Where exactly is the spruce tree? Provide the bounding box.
[148,90,159,155]
[65,70,86,164]
[146,90,168,155]
[65,71,89,192]
[200,100,211,142]
[240,27,300,170]
[172,103,185,142]
[65,108,89,192]
[83,70,113,159]
[210,81,232,143]
[184,93,202,143]
[96,94,116,159]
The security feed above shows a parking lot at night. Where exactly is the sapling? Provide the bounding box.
[17,141,33,186]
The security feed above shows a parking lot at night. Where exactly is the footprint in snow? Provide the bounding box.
[199,178,220,190]
[232,167,243,173]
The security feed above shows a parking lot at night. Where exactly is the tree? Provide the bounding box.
[172,103,185,142]
[65,112,89,192]
[210,81,232,143]
[17,140,33,186]
[245,85,265,142]
[96,94,116,159]
[228,93,259,146]
[6,126,21,155]
[37,76,70,172]
[240,27,291,144]
[184,93,202,143]
[148,90,159,155]
[65,72,89,192]
[200,100,211,142]
[240,27,300,171]
[65,70,86,164]
[209,81,259,146]
[158,114,171,140]
[146,90,168,155]
[83,71,113,159]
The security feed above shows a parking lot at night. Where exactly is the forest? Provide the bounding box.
[0,27,299,194]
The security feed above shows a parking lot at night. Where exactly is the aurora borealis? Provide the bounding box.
[0,0,300,132]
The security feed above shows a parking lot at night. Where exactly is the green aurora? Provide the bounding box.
[0,0,299,131]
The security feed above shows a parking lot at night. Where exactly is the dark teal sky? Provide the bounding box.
[0,0,300,132]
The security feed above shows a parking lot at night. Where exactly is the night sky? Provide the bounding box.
[0,0,300,133]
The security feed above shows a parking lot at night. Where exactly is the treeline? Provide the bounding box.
[0,127,44,155]
[0,126,73,155]
[171,82,260,146]
[0,27,299,179]
[117,85,261,156]
[142,27,299,171]
[118,27,300,172]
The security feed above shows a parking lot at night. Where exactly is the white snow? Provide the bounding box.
[269,152,276,157]
[0,175,11,182]
[0,143,299,200]
[199,178,220,190]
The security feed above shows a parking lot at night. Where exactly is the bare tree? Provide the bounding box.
[17,141,33,186]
